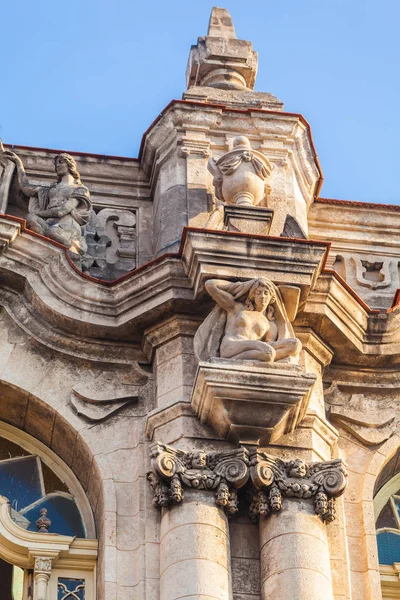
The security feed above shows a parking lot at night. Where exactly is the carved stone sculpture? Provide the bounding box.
[0,149,91,254]
[194,277,301,363]
[208,136,272,206]
[147,442,249,516]
[249,451,347,522]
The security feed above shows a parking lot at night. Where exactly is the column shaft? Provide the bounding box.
[259,498,333,600]
[160,490,232,600]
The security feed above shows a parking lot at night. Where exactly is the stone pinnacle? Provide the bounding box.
[208,7,237,39]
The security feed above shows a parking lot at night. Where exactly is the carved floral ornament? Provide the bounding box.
[147,443,348,522]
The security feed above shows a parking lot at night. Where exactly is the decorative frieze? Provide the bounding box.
[147,442,249,515]
[249,451,347,522]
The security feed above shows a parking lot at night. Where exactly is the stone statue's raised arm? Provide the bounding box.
[204,279,236,311]
[0,148,38,197]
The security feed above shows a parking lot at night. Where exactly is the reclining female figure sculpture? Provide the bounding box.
[194,277,302,364]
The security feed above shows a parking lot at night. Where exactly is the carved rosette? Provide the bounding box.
[147,442,249,515]
[249,451,347,523]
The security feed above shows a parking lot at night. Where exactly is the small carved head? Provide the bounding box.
[191,451,208,469]
[288,459,307,479]
[54,153,81,183]
[216,482,230,506]
[315,491,328,515]
[245,278,276,313]
[269,485,282,511]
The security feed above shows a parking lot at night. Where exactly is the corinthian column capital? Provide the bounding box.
[249,451,347,522]
[147,442,249,515]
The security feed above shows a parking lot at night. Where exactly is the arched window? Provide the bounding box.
[374,451,400,598]
[0,422,97,600]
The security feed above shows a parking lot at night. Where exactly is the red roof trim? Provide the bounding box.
[3,143,138,162]
[0,214,389,314]
[316,197,400,212]
[137,99,324,197]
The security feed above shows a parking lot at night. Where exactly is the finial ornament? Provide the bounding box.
[36,508,51,533]
[147,443,249,516]
[208,137,273,207]
[249,451,348,522]
[186,7,258,90]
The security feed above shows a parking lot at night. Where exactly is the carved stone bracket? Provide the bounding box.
[147,442,249,516]
[249,451,347,523]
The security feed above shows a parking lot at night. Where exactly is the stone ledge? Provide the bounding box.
[181,228,329,299]
[191,359,316,445]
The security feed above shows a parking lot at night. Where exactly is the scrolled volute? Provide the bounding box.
[309,459,348,497]
[148,442,249,515]
[248,451,347,523]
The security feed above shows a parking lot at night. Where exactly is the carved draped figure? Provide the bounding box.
[194,278,299,363]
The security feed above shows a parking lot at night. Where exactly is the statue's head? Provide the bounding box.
[54,153,81,183]
[191,451,207,469]
[288,459,307,479]
[245,278,276,312]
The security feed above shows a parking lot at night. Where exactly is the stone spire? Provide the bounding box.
[186,6,258,91]
[184,7,283,110]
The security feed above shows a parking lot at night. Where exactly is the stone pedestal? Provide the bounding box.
[224,204,274,235]
[259,498,333,600]
[191,360,316,444]
[160,490,232,600]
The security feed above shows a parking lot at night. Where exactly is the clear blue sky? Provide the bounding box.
[2,0,399,204]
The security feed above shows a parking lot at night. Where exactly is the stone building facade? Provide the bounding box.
[0,7,399,600]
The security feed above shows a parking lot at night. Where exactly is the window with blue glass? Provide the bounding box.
[58,578,85,599]
[0,437,85,538]
[376,494,400,565]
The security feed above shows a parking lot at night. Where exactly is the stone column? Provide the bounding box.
[160,489,231,600]
[33,557,52,600]
[148,443,249,600]
[249,451,347,600]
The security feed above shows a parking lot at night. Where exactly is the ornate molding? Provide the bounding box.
[147,443,249,515]
[34,556,52,573]
[249,451,347,522]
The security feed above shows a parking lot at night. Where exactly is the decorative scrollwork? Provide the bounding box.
[248,450,347,523]
[148,442,249,516]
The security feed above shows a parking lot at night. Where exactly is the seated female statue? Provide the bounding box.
[195,277,301,364]
[1,150,91,254]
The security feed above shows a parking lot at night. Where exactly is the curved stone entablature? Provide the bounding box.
[147,442,250,516]
[2,217,400,368]
[249,451,348,523]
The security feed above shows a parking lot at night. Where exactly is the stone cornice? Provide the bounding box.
[138,100,323,199]
[180,227,329,299]
[3,216,400,367]
[299,270,400,366]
